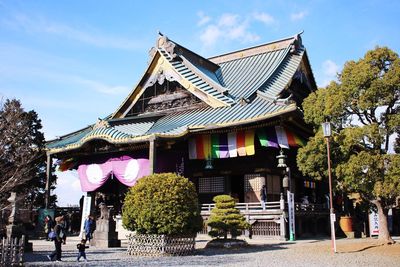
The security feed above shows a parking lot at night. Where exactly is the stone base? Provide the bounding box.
[91,238,121,248]
[93,231,119,240]
[92,231,121,248]
[343,231,355,238]
[91,218,121,248]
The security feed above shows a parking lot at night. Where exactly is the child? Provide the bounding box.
[76,239,89,262]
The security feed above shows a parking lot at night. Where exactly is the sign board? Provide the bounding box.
[369,211,379,236]
[79,196,91,239]
[330,213,336,222]
[287,191,295,239]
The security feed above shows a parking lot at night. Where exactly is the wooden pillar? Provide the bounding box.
[149,136,157,174]
[45,153,52,209]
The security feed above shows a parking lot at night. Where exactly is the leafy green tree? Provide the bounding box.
[207,195,249,239]
[122,173,203,235]
[297,47,400,244]
[0,99,56,209]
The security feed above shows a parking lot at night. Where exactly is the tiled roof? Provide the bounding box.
[46,33,313,153]
[47,99,296,152]
[160,47,235,106]
[216,46,291,99]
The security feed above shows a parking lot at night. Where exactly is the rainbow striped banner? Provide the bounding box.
[189,130,255,159]
[188,127,306,160]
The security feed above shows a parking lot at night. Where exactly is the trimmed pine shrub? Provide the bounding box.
[122,173,203,236]
[207,195,249,239]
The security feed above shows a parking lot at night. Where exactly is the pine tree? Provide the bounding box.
[207,195,249,239]
[0,98,56,208]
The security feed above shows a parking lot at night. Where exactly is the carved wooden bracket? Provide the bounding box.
[93,119,110,130]
[142,69,180,91]
[156,36,177,58]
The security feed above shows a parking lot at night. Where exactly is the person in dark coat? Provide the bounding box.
[47,216,66,262]
[260,185,267,210]
[76,239,89,262]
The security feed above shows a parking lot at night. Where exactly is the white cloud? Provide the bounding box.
[227,23,246,39]
[197,11,211,26]
[253,12,275,25]
[227,23,259,43]
[2,13,144,50]
[72,77,131,95]
[290,11,308,21]
[319,59,340,87]
[200,25,221,47]
[323,60,339,77]
[54,170,83,206]
[218,14,238,27]
[199,13,260,47]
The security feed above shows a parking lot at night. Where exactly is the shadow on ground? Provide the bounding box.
[195,242,289,256]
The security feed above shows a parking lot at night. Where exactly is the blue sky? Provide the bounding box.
[1,0,399,206]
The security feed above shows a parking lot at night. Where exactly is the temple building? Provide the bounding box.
[46,32,329,239]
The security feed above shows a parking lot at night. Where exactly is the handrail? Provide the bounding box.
[201,201,282,212]
[200,201,328,213]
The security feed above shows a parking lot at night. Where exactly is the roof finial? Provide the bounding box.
[291,31,304,53]
[158,30,164,37]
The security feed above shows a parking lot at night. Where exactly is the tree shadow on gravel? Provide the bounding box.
[195,243,289,256]
[24,247,129,263]
[337,244,383,253]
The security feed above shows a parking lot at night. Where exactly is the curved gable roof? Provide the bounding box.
[46,33,316,154]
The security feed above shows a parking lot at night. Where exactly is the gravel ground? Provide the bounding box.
[24,235,400,267]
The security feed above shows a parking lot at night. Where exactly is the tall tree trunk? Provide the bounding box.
[372,200,394,244]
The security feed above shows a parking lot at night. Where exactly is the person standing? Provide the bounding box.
[84,215,94,242]
[76,239,89,262]
[260,185,267,210]
[44,215,53,241]
[47,216,66,262]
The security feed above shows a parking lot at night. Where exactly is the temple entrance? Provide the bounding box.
[230,175,244,203]
[244,174,266,203]
[92,176,128,216]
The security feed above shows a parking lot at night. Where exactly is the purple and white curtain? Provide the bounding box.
[77,156,150,192]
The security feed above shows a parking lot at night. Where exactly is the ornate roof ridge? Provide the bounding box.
[208,33,303,64]
[156,46,234,107]
[156,34,220,72]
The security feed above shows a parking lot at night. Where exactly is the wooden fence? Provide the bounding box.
[0,236,25,266]
[127,234,195,256]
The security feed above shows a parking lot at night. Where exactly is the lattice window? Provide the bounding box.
[251,220,281,237]
[264,174,281,201]
[198,177,224,193]
[266,175,281,195]
[244,174,265,192]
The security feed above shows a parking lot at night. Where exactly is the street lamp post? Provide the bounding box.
[276,150,295,241]
[322,122,336,254]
